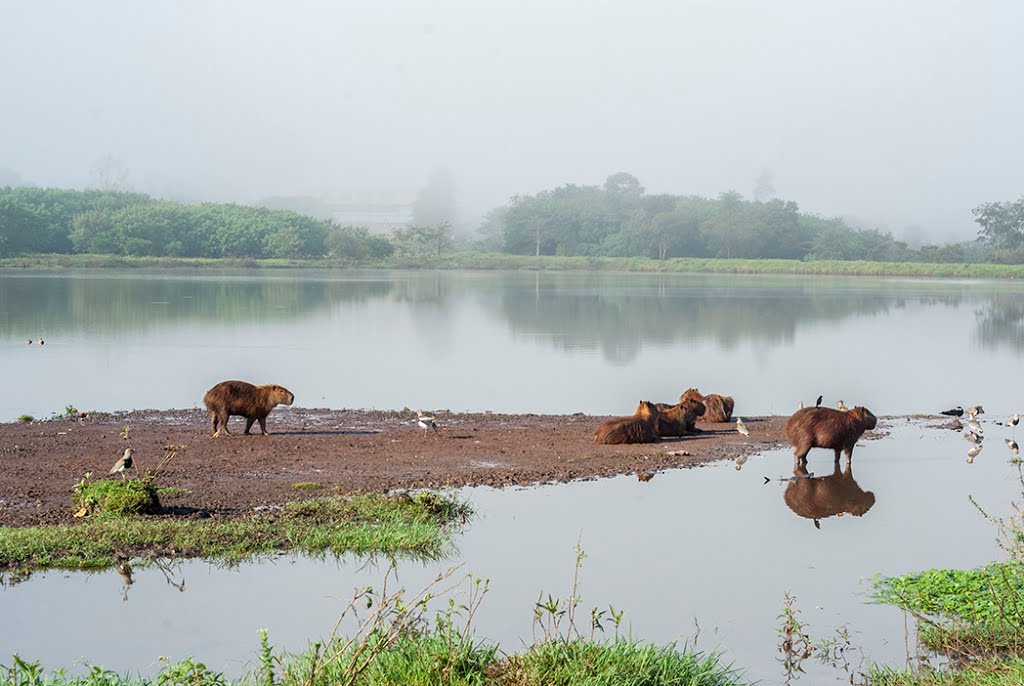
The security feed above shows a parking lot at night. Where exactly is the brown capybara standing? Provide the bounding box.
[679,388,735,423]
[595,401,659,445]
[653,398,706,436]
[203,380,295,437]
[784,406,877,466]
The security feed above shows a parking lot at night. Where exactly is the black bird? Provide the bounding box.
[940,406,964,417]
[815,395,823,408]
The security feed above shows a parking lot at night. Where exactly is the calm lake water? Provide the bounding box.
[3,269,1024,683]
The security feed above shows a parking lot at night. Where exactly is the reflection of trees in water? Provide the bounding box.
[493,277,897,364]
[974,293,1024,351]
[0,273,395,336]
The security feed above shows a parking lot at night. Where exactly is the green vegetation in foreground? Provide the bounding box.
[5,251,1024,280]
[866,658,1024,686]
[871,562,1024,655]
[72,477,161,517]
[2,557,744,686]
[15,414,32,424]
[0,491,469,571]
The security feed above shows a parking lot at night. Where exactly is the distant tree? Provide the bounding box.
[394,222,454,256]
[753,169,776,202]
[973,197,1024,256]
[413,170,457,227]
[326,225,394,260]
[603,172,645,198]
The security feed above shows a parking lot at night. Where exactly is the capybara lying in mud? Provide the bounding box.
[784,406,877,466]
[595,401,659,444]
[653,398,705,436]
[784,462,876,526]
[203,380,295,437]
[679,388,735,423]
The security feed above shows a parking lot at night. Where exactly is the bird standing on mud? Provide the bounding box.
[736,417,749,436]
[967,405,984,418]
[417,412,438,433]
[1006,438,1019,455]
[110,447,134,478]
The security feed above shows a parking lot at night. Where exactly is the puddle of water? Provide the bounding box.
[2,420,1021,684]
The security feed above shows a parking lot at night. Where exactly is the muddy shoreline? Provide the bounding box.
[0,407,799,527]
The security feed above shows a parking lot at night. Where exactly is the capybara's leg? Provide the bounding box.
[258,417,269,435]
[218,412,232,435]
[794,447,810,467]
[210,412,219,437]
[834,448,842,463]
[844,446,854,464]
[244,417,255,435]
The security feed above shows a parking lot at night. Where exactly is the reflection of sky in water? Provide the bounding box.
[3,422,1021,684]
[2,270,1024,420]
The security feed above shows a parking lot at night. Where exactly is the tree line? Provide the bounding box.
[0,187,393,261]
[3,180,1023,264]
[474,172,997,263]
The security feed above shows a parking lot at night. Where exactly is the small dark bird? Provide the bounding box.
[110,447,134,478]
[763,476,771,485]
[940,406,964,417]
[815,395,823,408]
[814,519,821,530]
[26,339,32,345]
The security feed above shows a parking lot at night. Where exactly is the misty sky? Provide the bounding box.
[2,0,1022,240]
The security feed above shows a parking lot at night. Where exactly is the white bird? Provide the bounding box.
[967,445,982,463]
[836,400,849,412]
[734,455,748,470]
[967,405,985,418]
[110,447,134,479]
[964,431,982,445]
[1006,438,1019,455]
[797,401,804,410]
[1007,414,1020,428]
[416,412,438,433]
[967,417,984,434]
[736,417,749,436]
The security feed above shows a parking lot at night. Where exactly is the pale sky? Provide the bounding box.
[2,0,1021,240]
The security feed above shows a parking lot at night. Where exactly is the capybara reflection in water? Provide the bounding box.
[203,380,295,437]
[595,401,659,444]
[784,406,877,466]
[679,388,734,423]
[653,398,705,436]
[784,462,876,527]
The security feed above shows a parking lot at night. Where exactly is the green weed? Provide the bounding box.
[15,415,32,424]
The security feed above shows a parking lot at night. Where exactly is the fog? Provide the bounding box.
[2,0,1021,241]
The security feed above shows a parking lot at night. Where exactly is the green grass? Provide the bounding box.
[72,478,161,517]
[15,414,32,424]
[5,251,1024,280]
[871,562,1024,655]
[291,482,322,491]
[0,491,470,571]
[866,658,1024,685]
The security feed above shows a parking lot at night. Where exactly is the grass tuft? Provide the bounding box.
[291,482,322,490]
[72,477,161,517]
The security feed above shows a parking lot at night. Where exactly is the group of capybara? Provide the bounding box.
[594,388,734,444]
[205,378,877,473]
[594,387,877,468]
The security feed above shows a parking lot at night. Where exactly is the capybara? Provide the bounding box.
[784,406,877,466]
[679,388,735,423]
[595,401,659,445]
[783,462,876,526]
[653,398,705,436]
[203,380,295,437]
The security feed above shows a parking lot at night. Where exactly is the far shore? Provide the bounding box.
[3,251,1024,280]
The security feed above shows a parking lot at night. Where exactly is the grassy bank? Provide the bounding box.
[4,251,1024,279]
[0,491,468,571]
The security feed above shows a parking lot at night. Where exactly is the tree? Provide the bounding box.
[973,197,1024,252]
[603,172,644,198]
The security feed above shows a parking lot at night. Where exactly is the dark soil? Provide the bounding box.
[0,407,793,527]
